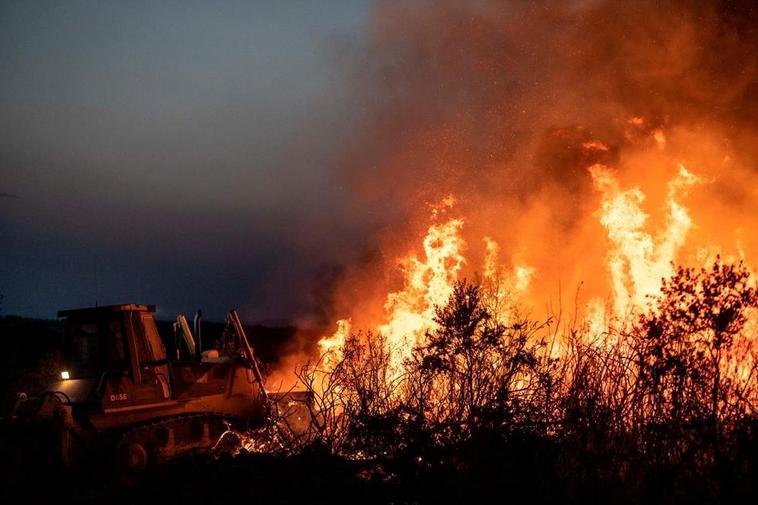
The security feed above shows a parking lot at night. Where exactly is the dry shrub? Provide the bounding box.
[287,259,758,499]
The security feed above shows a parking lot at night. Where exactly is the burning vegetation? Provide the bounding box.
[280,209,758,502]
[250,1,758,501]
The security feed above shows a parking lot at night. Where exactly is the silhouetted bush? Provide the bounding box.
[289,258,758,503]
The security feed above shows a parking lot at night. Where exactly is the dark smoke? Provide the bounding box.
[343,0,757,203]
[321,0,758,326]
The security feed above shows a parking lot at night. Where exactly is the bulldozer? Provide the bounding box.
[10,303,302,472]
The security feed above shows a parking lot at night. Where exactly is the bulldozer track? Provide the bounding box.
[114,411,243,469]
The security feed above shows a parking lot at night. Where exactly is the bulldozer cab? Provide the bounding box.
[58,304,171,408]
[11,304,274,470]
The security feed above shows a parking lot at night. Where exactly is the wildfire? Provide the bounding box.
[316,193,549,377]
[249,4,758,489]
[314,120,753,384]
[318,205,468,375]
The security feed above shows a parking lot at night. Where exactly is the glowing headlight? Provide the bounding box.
[61,371,70,380]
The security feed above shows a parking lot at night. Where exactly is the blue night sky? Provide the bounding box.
[0,1,373,322]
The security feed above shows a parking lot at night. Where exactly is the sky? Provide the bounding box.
[0,0,373,322]
[3,0,756,327]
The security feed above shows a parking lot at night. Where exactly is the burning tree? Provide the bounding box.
[630,259,758,467]
[406,281,548,444]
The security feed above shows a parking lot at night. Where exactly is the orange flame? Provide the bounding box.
[377,216,465,372]
[313,120,754,386]
[589,162,700,318]
[318,201,539,374]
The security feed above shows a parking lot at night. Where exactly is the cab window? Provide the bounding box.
[141,315,166,361]
[66,322,102,366]
[129,313,150,365]
[106,319,130,371]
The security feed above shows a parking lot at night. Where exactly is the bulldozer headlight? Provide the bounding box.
[61,371,70,380]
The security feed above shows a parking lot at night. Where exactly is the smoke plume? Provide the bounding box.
[320,0,758,332]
